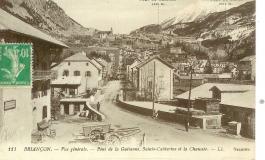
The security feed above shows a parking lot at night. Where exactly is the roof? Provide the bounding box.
[240,55,255,62]
[98,31,112,34]
[91,58,105,68]
[177,73,232,80]
[64,52,90,61]
[51,76,82,85]
[0,9,68,48]
[96,58,109,67]
[129,59,142,69]
[63,52,102,71]
[176,83,255,109]
[60,98,89,103]
[134,56,175,69]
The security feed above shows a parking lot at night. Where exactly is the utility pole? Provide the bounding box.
[152,61,156,116]
[186,65,193,132]
[152,2,160,117]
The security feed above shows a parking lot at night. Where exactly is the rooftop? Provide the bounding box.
[240,55,255,62]
[64,52,90,61]
[176,83,255,109]
[0,9,68,48]
[63,52,102,71]
[134,56,175,69]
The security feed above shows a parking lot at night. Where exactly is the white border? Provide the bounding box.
[256,0,264,160]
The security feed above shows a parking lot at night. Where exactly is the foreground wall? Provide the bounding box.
[0,88,32,143]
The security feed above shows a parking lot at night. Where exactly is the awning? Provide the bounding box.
[51,76,81,85]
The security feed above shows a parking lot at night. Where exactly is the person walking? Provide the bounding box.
[184,118,189,132]
[96,102,100,111]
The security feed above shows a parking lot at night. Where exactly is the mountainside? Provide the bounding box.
[0,0,96,38]
[171,1,255,40]
[131,1,255,61]
[161,0,252,29]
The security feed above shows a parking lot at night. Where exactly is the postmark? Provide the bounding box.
[0,43,32,86]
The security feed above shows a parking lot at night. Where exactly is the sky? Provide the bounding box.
[53,0,252,34]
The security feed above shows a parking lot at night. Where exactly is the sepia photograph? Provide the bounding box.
[0,0,260,159]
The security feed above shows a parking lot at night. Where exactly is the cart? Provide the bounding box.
[72,123,141,145]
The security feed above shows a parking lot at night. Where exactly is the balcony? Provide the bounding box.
[33,70,52,81]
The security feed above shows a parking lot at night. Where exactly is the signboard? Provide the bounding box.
[4,100,16,111]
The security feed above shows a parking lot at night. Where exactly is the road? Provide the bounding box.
[100,81,254,147]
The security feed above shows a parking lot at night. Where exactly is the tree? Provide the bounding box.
[223,65,231,73]
[204,62,213,74]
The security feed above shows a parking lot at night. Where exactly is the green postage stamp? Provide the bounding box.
[0,43,32,86]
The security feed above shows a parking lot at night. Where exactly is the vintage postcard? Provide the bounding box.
[0,0,258,159]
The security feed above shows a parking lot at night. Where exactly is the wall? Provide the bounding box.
[138,59,173,100]
[0,88,32,143]
[220,104,255,138]
[54,61,100,94]
[32,89,51,131]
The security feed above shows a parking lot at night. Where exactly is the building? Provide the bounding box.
[238,55,255,81]
[51,52,103,95]
[59,98,105,121]
[51,76,82,97]
[134,56,174,101]
[176,83,255,138]
[173,75,206,96]
[97,28,113,40]
[193,59,211,74]
[90,58,105,78]
[126,59,142,86]
[0,9,67,143]
[96,58,112,80]
[109,51,120,79]
[170,47,188,59]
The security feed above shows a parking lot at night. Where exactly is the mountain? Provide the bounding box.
[160,0,251,29]
[131,1,255,61]
[0,0,96,38]
[171,1,255,40]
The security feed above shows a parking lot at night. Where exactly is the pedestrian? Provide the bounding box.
[184,118,189,132]
[85,109,89,118]
[96,102,100,111]
[152,109,158,119]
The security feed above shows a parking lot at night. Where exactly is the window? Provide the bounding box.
[63,70,69,77]
[74,71,80,76]
[42,106,47,119]
[69,88,75,95]
[85,71,91,77]
[68,62,71,66]
[148,80,152,89]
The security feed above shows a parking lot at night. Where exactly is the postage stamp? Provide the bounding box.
[0,43,32,86]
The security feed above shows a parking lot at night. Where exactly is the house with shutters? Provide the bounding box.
[51,52,102,97]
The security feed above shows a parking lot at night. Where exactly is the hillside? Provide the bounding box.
[0,0,96,38]
[131,1,255,61]
[172,1,255,40]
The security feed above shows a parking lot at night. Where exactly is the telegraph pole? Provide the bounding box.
[186,66,193,132]
[152,2,160,117]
